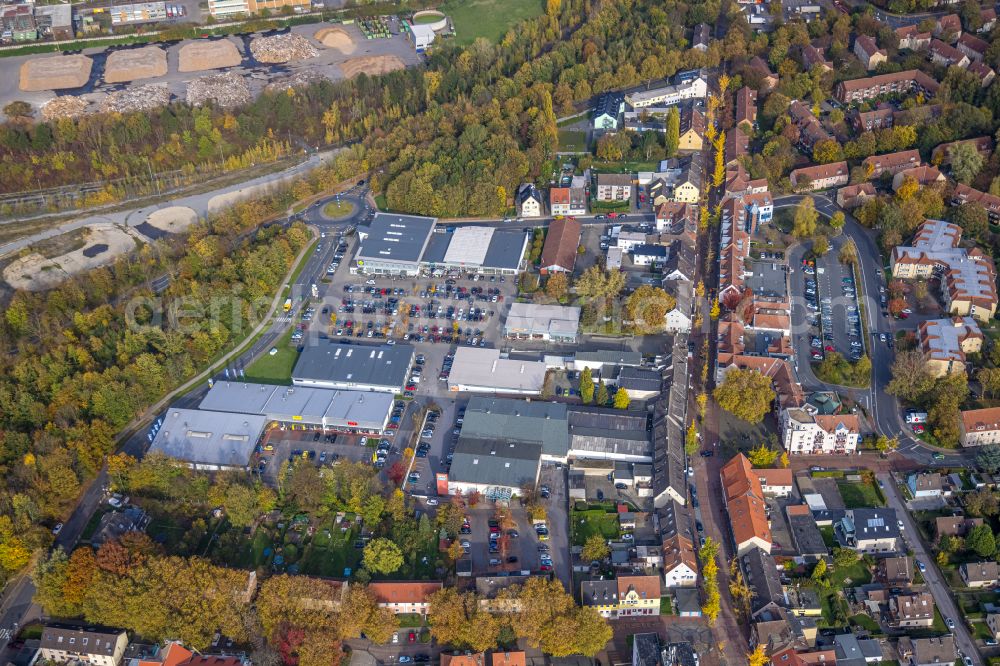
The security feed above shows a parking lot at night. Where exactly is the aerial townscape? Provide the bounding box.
[15,0,1000,666]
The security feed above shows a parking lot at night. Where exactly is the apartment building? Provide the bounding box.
[596,173,633,202]
[861,149,921,178]
[835,70,939,104]
[781,409,860,455]
[788,100,831,149]
[625,76,708,109]
[917,317,983,377]
[891,219,998,322]
[37,625,129,666]
[790,162,849,191]
[960,407,1000,446]
[854,35,887,70]
[549,187,587,216]
[720,453,772,555]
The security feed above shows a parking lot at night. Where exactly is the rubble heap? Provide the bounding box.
[100,84,172,113]
[40,95,89,120]
[186,71,251,108]
[249,33,319,63]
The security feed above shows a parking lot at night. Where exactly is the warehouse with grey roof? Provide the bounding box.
[292,342,414,393]
[446,347,548,395]
[149,408,267,471]
[354,213,437,276]
[199,381,394,433]
[422,227,530,275]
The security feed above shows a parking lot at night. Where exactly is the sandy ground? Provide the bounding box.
[1,23,421,118]
[144,206,198,234]
[103,46,169,83]
[178,39,243,73]
[339,54,405,78]
[314,26,356,54]
[19,54,93,92]
[3,224,140,291]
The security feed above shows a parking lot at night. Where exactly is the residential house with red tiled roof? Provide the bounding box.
[862,149,921,178]
[854,35,887,70]
[837,183,876,209]
[896,25,931,50]
[892,164,945,191]
[930,38,970,67]
[932,136,994,164]
[721,453,772,555]
[801,44,832,73]
[441,653,485,666]
[539,217,582,274]
[835,69,939,104]
[961,407,1000,446]
[790,162,849,191]
[489,652,525,666]
[968,61,996,86]
[957,32,989,61]
[368,581,443,615]
[935,13,962,39]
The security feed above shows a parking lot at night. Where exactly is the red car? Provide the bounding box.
[825,345,835,352]
[405,384,417,392]
[912,424,925,434]
[408,632,416,643]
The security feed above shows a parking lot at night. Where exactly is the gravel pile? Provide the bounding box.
[41,96,89,120]
[265,69,329,93]
[186,71,251,108]
[100,84,171,113]
[249,33,319,63]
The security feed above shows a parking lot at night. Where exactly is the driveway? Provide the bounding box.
[880,472,982,665]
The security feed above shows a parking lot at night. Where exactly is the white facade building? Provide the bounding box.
[781,409,860,455]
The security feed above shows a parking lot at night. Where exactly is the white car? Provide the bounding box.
[52,523,63,535]
[269,347,279,356]
[426,498,439,506]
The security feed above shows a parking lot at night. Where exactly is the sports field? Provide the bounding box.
[442,0,544,44]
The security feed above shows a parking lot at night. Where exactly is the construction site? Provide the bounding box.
[2,20,421,119]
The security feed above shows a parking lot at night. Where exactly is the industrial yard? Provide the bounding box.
[1,20,422,118]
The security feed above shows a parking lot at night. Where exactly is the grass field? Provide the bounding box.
[837,480,885,508]
[245,328,298,384]
[412,12,443,23]
[442,0,544,44]
[570,509,621,546]
[558,129,588,152]
[323,200,356,219]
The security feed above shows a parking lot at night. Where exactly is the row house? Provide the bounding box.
[968,61,996,86]
[957,32,989,62]
[932,135,994,164]
[801,44,833,73]
[892,164,945,191]
[549,186,587,216]
[581,574,662,618]
[735,86,758,130]
[854,34,887,70]
[861,149,920,178]
[790,162,849,191]
[781,409,861,455]
[981,7,997,32]
[952,183,1000,222]
[720,453,773,555]
[851,106,893,132]
[896,24,931,50]
[788,100,831,149]
[960,406,1000,446]
[935,13,962,39]
[749,56,779,90]
[835,69,939,104]
[929,38,970,68]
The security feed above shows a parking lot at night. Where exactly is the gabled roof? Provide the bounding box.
[617,575,661,601]
[368,581,443,605]
[721,454,772,547]
[540,217,582,271]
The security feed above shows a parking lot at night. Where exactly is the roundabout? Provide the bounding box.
[321,199,357,220]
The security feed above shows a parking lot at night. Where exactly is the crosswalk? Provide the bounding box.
[0,628,11,642]
[275,315,293,323]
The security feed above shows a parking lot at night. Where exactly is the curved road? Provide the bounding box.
[774,194,974,467]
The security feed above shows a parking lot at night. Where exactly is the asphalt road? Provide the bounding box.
[774,194,973,468]
[881,472,981,665]
[0,187,373,653]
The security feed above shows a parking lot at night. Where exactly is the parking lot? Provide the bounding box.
[257,429,373,484]
[796,253,866,362]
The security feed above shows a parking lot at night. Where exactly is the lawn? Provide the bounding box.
[849,614,881,633]
[829,559,872,587]
[557,129,588,152]
[322,200,356,218]
[819,525,837,548]
[441,0,544,44]
[570,509,621,546]
[836,480,885,508]
[300,523,363,578]
[245,328,299,384]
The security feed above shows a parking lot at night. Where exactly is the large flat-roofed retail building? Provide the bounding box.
[447,347,548,395]
[149,408,268,471]
[293,342,414,393]
[199,381,394,434]
[422,227,530,276]
[504,303,581,343]
[354,213,437,276]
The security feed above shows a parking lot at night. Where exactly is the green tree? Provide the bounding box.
[829,211,845,232]
[813,236,829,256]
[665,107,680,157]
[545,272,569,300]
[967,523,996,557]
[811,558,828,582]
[813,139,844,164]
[581,534,611,562]
[579,367,594,404]
[714,368,776,423]
[613,388,631,409]
[875,435,899,456]
[685,422,699,456]
[362,538,404,575]
[792,197,818,238]
[832,547,859,567]
[965,488,1000,517]
[950,140,985,184]
[977,444,1000,474]
[595,380,609,406]
[747,444,779,467]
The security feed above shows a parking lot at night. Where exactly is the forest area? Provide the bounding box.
[0,187,309,585]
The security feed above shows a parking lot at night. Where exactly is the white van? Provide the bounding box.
[905,411,928,424]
